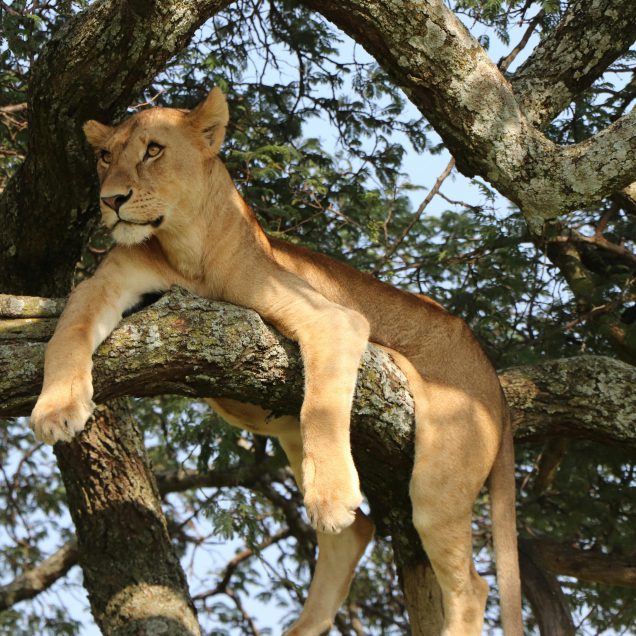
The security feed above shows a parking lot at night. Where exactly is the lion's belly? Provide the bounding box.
[205,397,299,437]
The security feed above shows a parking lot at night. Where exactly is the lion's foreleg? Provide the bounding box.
[242,267,370,534]
[294,305,369,534]
[30,248,169,444]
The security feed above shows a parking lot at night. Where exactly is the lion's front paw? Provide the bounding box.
[30,382,95,445]
[302,455,362,534]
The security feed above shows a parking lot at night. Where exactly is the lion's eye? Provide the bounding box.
[100,150,112,164]
[144,142,164,161]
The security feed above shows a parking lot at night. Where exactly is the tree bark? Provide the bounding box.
[54,401,201,636]
[518,540,576,636]
[0,539,78,612]
[3,288,635,449]
[511,0,636,128]
[500,356,636,447]
[527,538,636,590]
[394,540,444,636]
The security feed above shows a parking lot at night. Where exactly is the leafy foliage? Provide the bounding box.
[1,0,635,634]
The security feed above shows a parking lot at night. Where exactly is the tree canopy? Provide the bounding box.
[0,1,635,635]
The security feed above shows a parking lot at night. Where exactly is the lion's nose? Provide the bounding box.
[101,190,133,212]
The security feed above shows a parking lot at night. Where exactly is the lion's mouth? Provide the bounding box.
[114,215,164,229]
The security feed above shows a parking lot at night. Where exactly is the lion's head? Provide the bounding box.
[83,88,229,246]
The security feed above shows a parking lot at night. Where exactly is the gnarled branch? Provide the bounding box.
[0,538,78,612]
[299,0,636,228]
[519,539,575,636]
[528,538,636,589]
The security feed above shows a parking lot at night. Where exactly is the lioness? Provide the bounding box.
[31,88,522,636]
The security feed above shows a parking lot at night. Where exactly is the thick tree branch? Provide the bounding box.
[2,289,635,447]
[2,288,635,543]
[518,539,576,636]
[500,355,636,446]
[511,0,636,127]
[544,234,636,366]
[0,0,232,296]
[54,402,201,636]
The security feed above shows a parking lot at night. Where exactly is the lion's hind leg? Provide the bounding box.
[409,464,488,636]
[411,387,498,636]
[384,351,500,636]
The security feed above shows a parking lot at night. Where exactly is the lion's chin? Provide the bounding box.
[112,222,153,246]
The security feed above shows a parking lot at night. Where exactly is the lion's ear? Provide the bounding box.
[83,120,113,148]
[188,87,229,154]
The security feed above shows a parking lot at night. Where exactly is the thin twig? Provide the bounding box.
[192,527,291,601]
[226,588,262,636]
[498,9,545,73]
[594,206,617,238]
[373,157,455,274]
[130,90,165,110]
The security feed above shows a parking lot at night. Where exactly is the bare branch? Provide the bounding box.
[192,528,292,602]
[373,157,455,274]
[498,9,545,74]
[155,463,277,495]
[547,232,636,270]
[0,539,78,611]
[0,103,27,115]
[530,438,570,497]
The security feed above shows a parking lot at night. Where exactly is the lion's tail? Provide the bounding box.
[488,400,523,636]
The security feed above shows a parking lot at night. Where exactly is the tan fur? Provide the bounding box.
[31,88,522,635]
